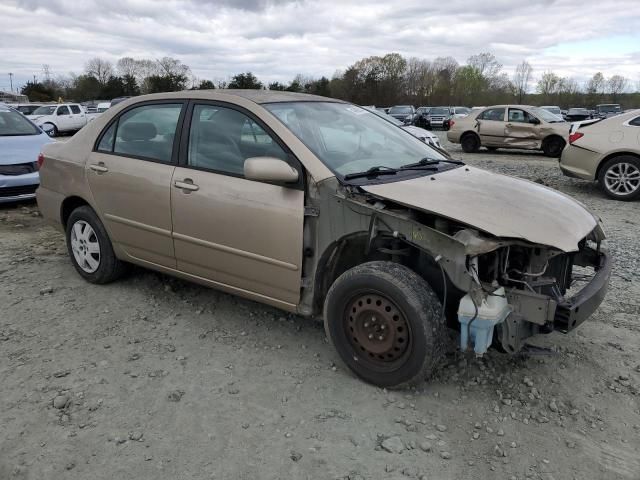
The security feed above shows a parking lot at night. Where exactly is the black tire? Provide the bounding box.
[44,122,58,137]
[324,261,445,388]
[65,205,127,284]
[598,155,640,201]
[460,133,480,153]
[542,136,565,157]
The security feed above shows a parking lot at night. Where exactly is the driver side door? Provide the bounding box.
[504,108,541,148]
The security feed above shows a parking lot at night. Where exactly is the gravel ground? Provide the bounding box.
[1,131,639,480]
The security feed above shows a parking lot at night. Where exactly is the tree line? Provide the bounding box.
[21,52,640,109]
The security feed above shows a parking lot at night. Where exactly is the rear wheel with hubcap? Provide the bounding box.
[66,206,128,283]
[598,155,640,201]
[324,261,444,388]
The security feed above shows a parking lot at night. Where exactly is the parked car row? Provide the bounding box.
[0,103,54,203]
[445,102,640,200]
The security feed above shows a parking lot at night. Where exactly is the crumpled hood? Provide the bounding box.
[0,133,53,165]
[362,166,600,252]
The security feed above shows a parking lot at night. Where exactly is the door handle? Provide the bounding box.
[89,162,108,173]
[174,179,199,192]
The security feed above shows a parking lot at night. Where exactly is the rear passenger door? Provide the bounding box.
[55,105,73,131]
[170,102,304,307]
[86,101,186,268]
[476,107,506,146]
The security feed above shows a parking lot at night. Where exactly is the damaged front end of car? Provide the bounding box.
[303,178,611,356]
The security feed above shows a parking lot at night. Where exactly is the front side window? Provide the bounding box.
[102,103,183,162]
[187,104,288,176]
[508,108,534,123]
[478,108,505,121]
[57,106,70,116]
[0,108,40,136]
[265,102,449,178]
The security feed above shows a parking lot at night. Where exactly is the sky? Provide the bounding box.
[1,0,639,92]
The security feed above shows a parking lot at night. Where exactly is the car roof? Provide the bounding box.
[125,89,341,105]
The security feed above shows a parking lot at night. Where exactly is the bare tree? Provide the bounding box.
[116,57,140,78]
[607,75,628,102]
[156,57,191,77]
[467,52,502,80]
[512,60,532,103]
[85,57,114,85]
[586,72,606,95]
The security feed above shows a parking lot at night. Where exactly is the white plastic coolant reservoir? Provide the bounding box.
[458,287,511,355]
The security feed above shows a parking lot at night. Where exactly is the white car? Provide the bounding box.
[27,103,92,136]
[363,106,442,149]
[96,102,111,113]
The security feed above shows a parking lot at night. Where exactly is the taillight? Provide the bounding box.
[569,132,584,144]
[449,120,455,128]
[37,152,45,169]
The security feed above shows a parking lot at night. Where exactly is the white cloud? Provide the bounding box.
[1,0,639,91]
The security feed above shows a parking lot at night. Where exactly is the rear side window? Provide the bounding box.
[100,104,183,163]
[70,105,81,114]
[478,108,505,121]
[629,116,640,127]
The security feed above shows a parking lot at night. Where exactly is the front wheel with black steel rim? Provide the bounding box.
[460,133,480,153]
[324,261,445,388]
[598,155,640,201]
[66,205,128,284]
[542,136,565,157]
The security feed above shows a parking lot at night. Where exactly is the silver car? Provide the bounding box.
[0,104,54,203]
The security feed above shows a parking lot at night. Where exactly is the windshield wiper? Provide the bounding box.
[343,165,399,181]
[401,157,464,169]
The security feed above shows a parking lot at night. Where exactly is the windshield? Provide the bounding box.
[568,108,588,114]
[429,107,450,115]
[454,107,470,115]
[264,102,448,178]
[530,107,565,123]
[32,105,57,115]
[597,104,620,113]
[388,106,412,115]
[0,108,40,136]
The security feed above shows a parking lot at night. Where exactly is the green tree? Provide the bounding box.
[194,79,216,90]
[145,73,188,93]
[268,81,286,91]
[228,72,263,89]
[20,81,56,102]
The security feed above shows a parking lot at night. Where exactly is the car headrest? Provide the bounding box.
[121,122,157,141]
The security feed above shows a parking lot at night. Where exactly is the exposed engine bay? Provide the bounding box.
[303,178,611,356]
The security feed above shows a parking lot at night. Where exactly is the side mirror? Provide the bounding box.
[530,117,541,125]
[244,157,299,183]
[41,123,55,136]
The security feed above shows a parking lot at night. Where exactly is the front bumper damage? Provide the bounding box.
[478,245,611,354]
[554,247,611,332]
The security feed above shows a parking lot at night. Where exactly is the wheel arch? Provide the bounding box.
[312,231,462,323]
[595,151,640,181]
[60,196,91,228]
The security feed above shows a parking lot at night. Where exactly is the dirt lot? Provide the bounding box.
[1,133,639,480]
